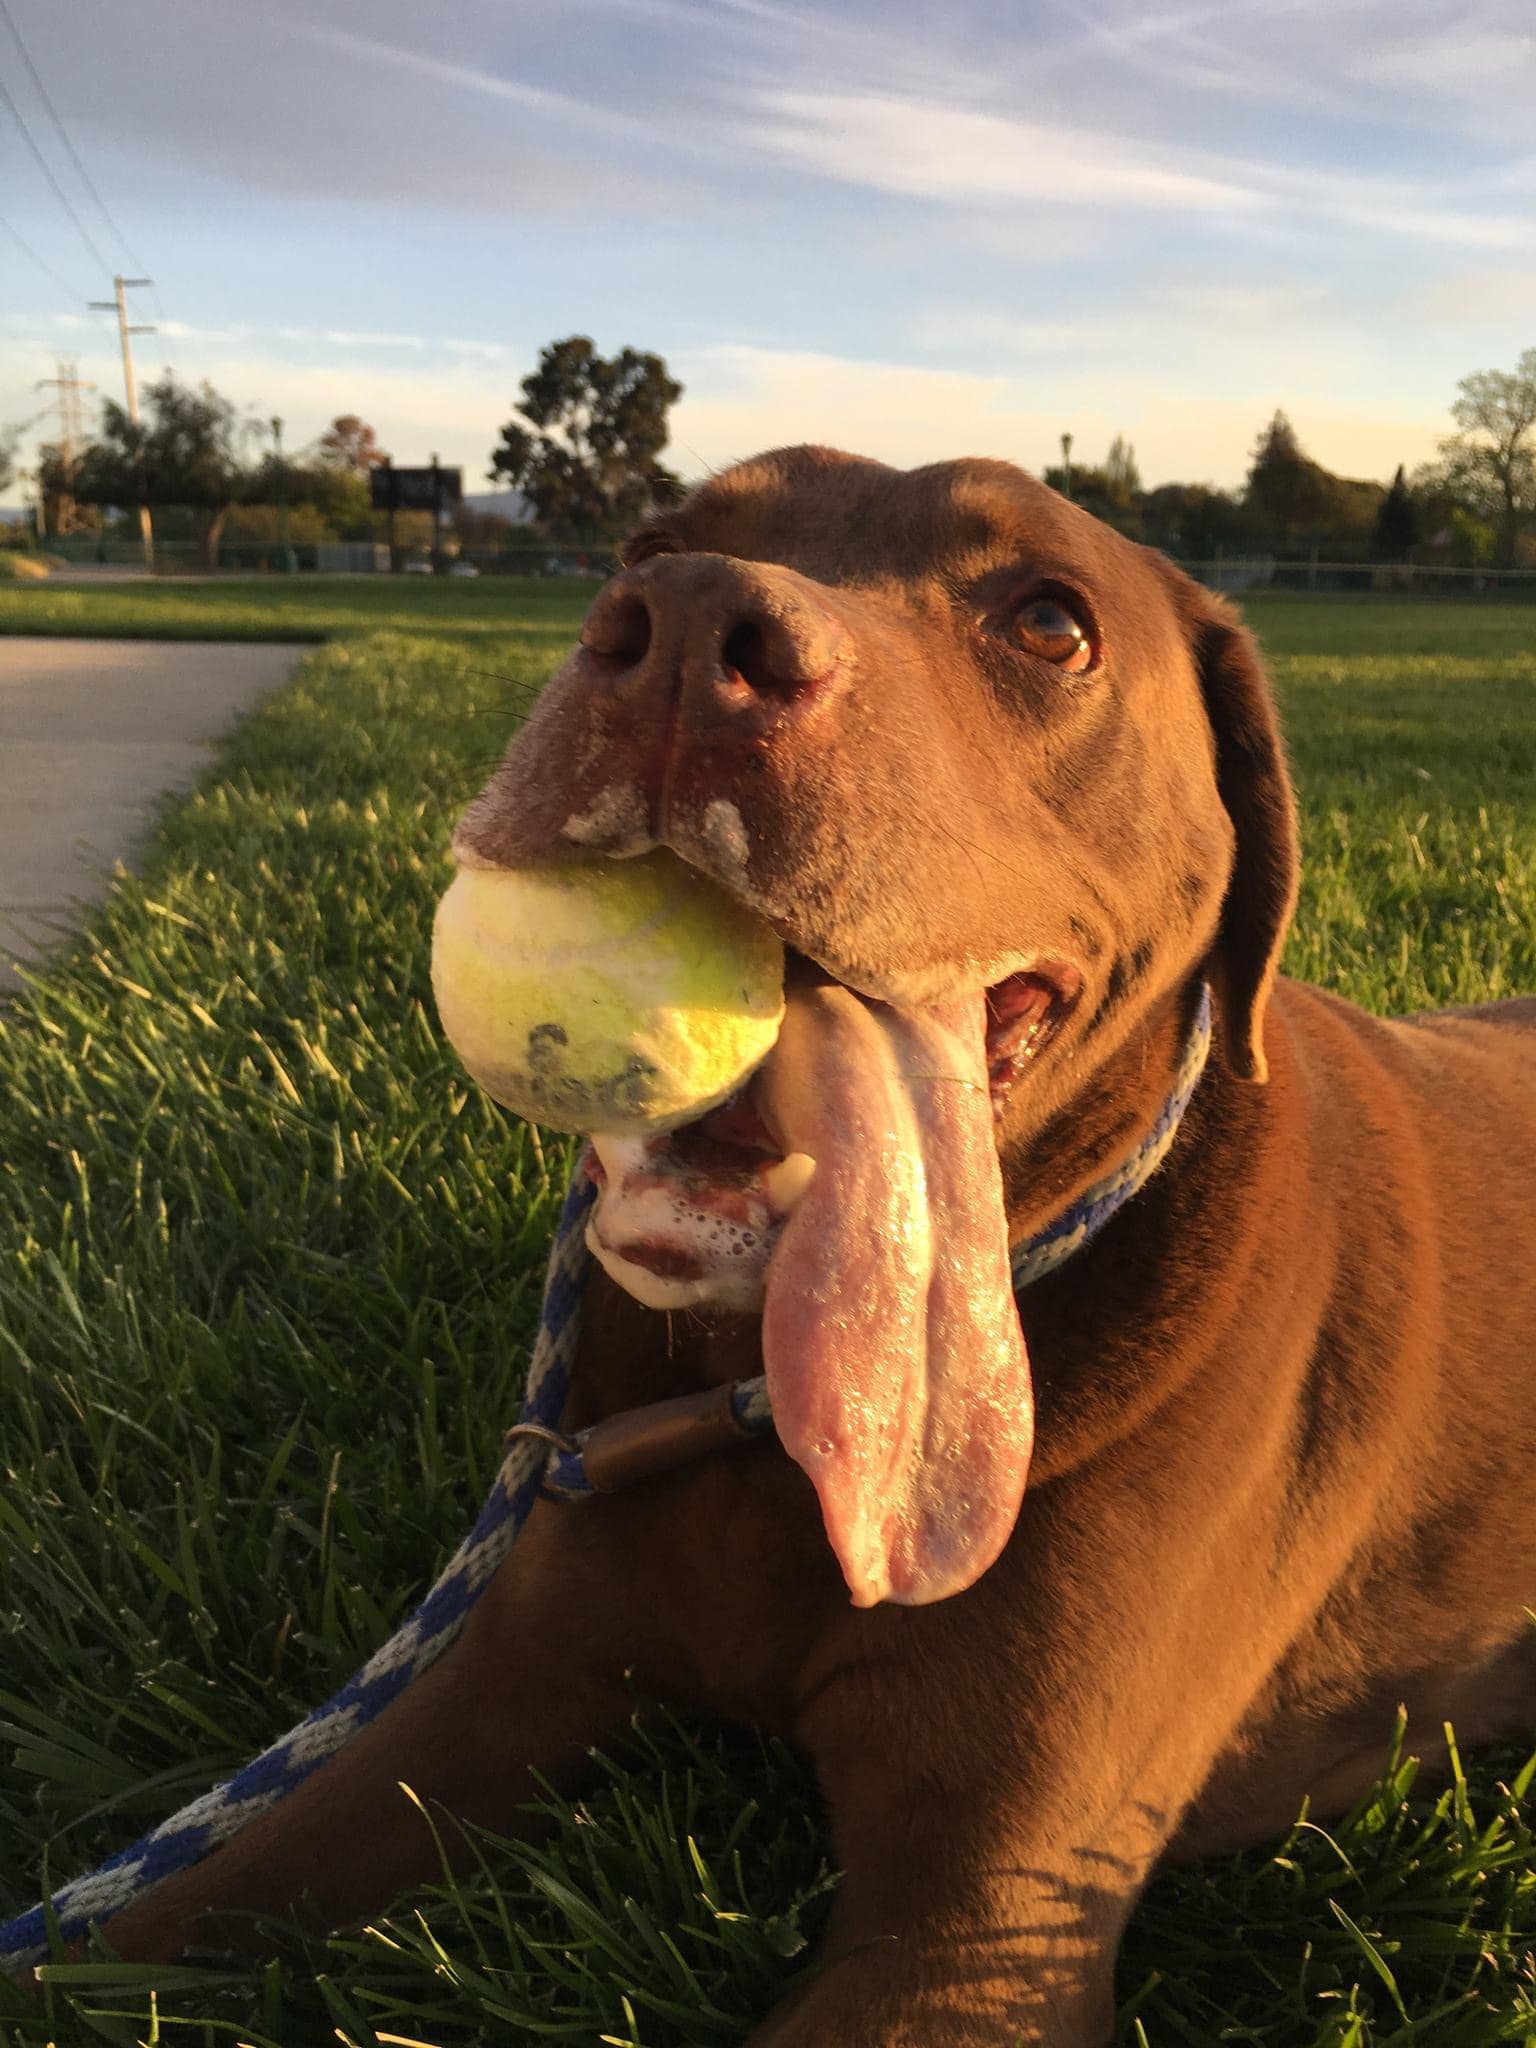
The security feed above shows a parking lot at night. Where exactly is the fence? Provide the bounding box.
[1175,556,1536,598]
[15,534,1536,596]
[29,535,621,578]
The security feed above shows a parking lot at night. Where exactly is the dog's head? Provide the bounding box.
[459,444,1297,1091]
[454,446,1300,1604]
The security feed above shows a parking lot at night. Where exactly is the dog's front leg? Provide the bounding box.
[745,1436,1336,2048]
[745,1709,1139,2048]
[94,1497,649,1964]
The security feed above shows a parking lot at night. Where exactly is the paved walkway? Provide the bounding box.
[0,637,304,995]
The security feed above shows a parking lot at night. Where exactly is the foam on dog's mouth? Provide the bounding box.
[586,966,1056,1606]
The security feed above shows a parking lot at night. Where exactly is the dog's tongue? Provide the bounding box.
[761,984,1033,1607]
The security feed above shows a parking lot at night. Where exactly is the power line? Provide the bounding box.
[0,205,88,302]
[35,360,94,459]
[91,275,156,567]
[0,65,111,277]
[0,0,150,276]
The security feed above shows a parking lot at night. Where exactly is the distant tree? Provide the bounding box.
[1373,465,1420,557]
[1245,410,1342,538]
[275,459,375,538]
[74,373,255,569]
[1434,350,1536,567]
[1244,410,1385,554]
[454,504,521,550]
[1446,506,1496,566]
[1104,434,1142,498]
[489,337,682,537]
[316,414,388,472]
[0,426,17,499]
[1140,482,1262,560]
[223,500,341,548]
[1045,435,1142,536]
[35,441,101,537]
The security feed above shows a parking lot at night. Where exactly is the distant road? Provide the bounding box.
[0,636,302,995]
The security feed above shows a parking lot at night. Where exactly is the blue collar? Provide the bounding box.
[1009,982,1212,1290]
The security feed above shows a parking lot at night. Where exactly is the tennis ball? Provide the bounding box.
[432,851,786,1135]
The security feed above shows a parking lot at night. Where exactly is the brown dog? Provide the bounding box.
[98,447,1536,2044]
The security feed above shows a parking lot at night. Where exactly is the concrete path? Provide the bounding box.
[0,637,304,994]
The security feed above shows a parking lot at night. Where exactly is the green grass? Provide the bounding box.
[0,573,597,642]
[1,590,1534,2045]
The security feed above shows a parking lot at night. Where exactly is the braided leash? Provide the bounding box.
[0,1176,598,1971]
[0,987,1209,1972]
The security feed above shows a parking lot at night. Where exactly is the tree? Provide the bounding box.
[255,456,375,540]
[489,337,682,537]
[1104,435,1142,498]
[36,441,100,538]
[1446,506,1495,567]
[74,373,254,570]
[0,427,17,500]
[1373,466,1419,558]
[1140,483,1263,560]
[1044,435,1142,537]
[1437,351,1536,567]
[316,414,388,472]
[1242,410,1384,554]
[1244,410,1342,539]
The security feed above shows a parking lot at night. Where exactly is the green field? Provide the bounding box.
[1,586,1534,2045]
[0,572,593,642]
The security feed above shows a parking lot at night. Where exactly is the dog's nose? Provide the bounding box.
[577,554,850,731]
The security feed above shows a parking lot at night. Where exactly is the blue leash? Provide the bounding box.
[0,988,1209,1972]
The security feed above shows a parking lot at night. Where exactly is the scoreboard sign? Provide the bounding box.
[370,463,463,511]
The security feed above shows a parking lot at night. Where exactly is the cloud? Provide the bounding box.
[27,0,678,217]
[909,312,1114,355]
[743,91,1268,213]
[274,17,592,123]
[1153,282,1331,325]
[740,85,1536,251]
[157,320,505,355]
[1355,27,1535,93]
[1400,268,1536,329]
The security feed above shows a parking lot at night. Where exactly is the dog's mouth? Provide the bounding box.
[585,953,1074,1299]
[584,948,1078,1608]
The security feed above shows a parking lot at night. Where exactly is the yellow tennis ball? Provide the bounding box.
[431,852,786,1134]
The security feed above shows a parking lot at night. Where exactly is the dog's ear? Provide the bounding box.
[1167,572,1300,1083]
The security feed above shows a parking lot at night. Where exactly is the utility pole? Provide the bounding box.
[1059,431,1074,501]
[270,416,294,573]
[34,360,95,539]
[90,275,156,568]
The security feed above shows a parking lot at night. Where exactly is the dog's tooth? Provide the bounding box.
[762,1150,816,1215]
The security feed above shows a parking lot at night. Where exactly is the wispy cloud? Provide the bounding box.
[1354,26,1535,93]
[1029,0,1384,112]
[273,18,587,120]
[741,86,1536,250]
[743,92,1267,213]
[1402,267,1536,329]
[910,312,1114,355]
[155,318,514,359]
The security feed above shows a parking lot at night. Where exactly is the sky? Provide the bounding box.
[3,0,1535,500]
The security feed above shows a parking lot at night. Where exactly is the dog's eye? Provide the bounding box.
[1008,593,1095,673]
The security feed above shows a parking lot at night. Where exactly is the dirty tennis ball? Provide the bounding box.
[431,851,786,1135]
